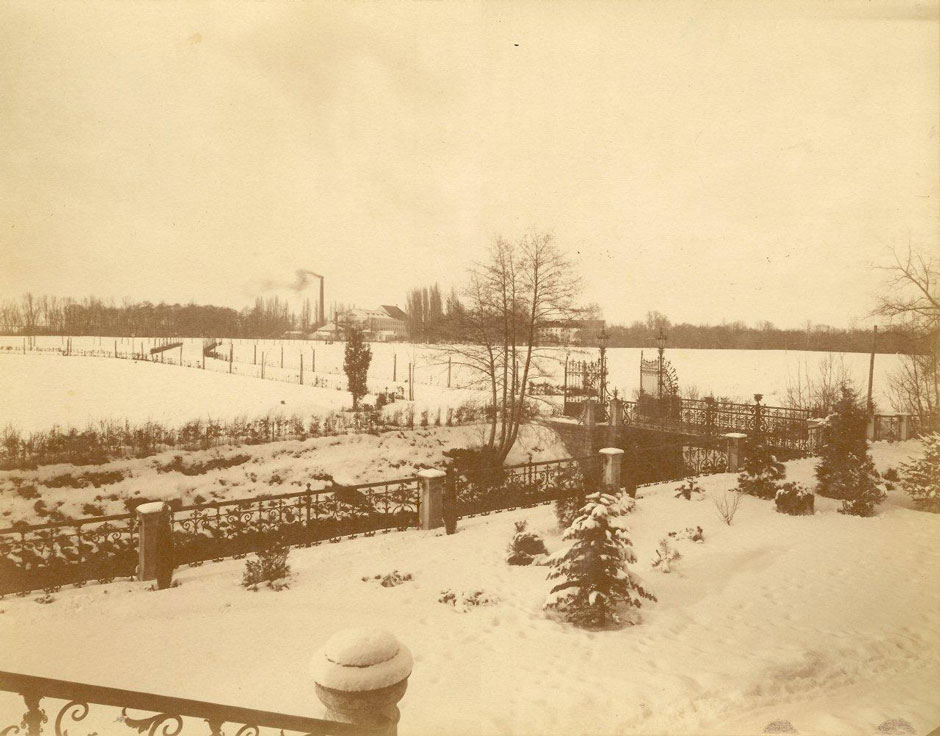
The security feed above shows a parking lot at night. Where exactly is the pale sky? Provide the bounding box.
[1,0,937,328]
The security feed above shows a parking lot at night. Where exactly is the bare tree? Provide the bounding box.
[443,231,582,462]
[785,353,853,416]
[20,293,39,335]
[874,246,939,424]
[712,491,741,526]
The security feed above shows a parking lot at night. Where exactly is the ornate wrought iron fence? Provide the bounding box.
[0,671,380,736]
[621,396,817,453]
[451,456,599,518]
[872,414,901,441]
[0,515,138,596]
[173,479,421,567]
[563,359,603,418]
[628,439,728,487]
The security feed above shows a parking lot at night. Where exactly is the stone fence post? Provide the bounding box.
[866,414,876,441]
[313,629,412,736]
[898,414,910,442]
[599,447,624,495]
[724,433,747,474]
[136,501,170,582]
[417,469,445,530]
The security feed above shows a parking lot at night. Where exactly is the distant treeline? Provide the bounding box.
[0,293,919,353]
[0,294,317,338]
[606,315,918,354]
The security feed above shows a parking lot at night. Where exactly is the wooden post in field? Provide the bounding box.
[253,343,257,365]
[312,348,316,373]
[261,352,265,379]
[179,344,183,365]
[300,353,304,384]
[447,356,452,388]
[408,363,414,401]
[866,326,877,413]
[393,353,397,381]
[229,343,233,374]
[281,345,284,369]
[114,340,117,358]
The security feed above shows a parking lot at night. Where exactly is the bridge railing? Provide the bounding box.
[620,396,819,454]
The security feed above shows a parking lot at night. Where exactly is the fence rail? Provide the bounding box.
[172,478,421,567]
[3,441,732,597]
[0,670,378,736]
[0,514,138,596]
[451,455,599,518]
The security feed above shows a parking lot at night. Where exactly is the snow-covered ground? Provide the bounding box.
[1,441,936,735]
[0,338,904,434]
[0,353,486,435]
[0,423,569,525]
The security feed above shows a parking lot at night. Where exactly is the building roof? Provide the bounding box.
[381,305,409,322]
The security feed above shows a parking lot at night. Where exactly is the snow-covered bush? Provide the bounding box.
[674,478,704,500]
[438,588,499,612]
[736,440,785,499]
[668,525,704,543]
[898,432,940,512]
[774,482,815,516]
[506,520,548,566]
[545,493,655,628]
[361,570,413,587]
[242,546,291,591]
[651,539,681,573]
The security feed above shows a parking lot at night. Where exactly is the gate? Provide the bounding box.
[563,358,604,418]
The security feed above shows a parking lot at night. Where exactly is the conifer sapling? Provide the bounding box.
[545,492,654,628]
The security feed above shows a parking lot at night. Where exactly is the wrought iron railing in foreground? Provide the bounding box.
[0,670,381,736]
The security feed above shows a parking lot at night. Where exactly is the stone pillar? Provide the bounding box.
[582,399,597,455]
[417,469,445,530]
[724,433,747,474]
[898,414,910,441]
[866,414,876,441]
[607,400,623,446]
[313,629,412,736]
[599,447,624,494]
[136,501,170,582]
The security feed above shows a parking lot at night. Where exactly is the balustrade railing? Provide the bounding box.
[0,670,382,736]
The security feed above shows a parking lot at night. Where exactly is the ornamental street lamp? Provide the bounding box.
[656,326,667,400]
[598,326,609,406]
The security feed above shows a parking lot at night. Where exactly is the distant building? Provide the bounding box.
[318,306,409,342]
[538,319,606,346]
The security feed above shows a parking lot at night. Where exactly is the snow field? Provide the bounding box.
[0,441,936,735]
[0,338,905,434]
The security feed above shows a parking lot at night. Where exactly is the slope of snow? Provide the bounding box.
[0,423,569,524]
[0,442,936,735]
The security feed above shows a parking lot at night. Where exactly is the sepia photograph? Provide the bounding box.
[0,1,938,734]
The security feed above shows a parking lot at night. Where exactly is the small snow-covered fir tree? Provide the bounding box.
[343,326,372,410]
[815,386,885,515]
[736,439,785,499]
[545,493,654,628]
[898,432,940,512]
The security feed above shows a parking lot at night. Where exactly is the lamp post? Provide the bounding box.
[598,326,609,407]
[656,326,667,400]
